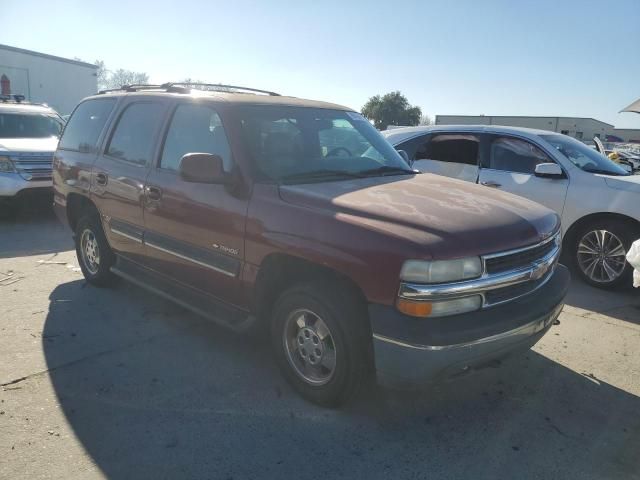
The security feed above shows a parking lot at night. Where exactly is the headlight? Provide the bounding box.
[0,155,16,173]
[400,257,482,284]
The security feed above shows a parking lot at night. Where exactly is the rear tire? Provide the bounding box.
[569,219,638,289]
[75,214,118,287]
[270,280,371,407]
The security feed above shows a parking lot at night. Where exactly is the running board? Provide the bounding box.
[111,256,254,333]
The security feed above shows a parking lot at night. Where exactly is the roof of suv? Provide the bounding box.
[0,102,58,115]
[92,87,353,112]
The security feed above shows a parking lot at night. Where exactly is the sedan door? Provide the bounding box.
[477,134,569,215]
[396,132,481,183]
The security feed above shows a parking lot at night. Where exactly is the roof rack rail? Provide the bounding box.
[162,82,280,96]
[0,94,26,103]
[97,84,167,94]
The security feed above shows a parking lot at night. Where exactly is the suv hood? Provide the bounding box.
[279,174,559,259]
[0,137,59,153]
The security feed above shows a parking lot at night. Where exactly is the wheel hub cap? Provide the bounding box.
[80,229,100,275]
[283,309,336,386]
[577,229,626,283]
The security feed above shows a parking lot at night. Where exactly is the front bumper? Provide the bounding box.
[370,264,570,388]
[0,172,52,198]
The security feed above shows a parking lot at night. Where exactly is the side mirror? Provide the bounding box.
[396,149,411,165]
[534,162,564,178]
[179,153,230,184]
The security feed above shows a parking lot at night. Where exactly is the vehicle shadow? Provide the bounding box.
[562,272,640,326]
[43,280,640,479]
[0,201,72,258]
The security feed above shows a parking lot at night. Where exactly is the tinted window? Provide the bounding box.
[59,99,115,152]
[419,134,479,165]
[0,113,62,139]
[161,104,232,171]
[489,137,550,174]
[106,102,164,165]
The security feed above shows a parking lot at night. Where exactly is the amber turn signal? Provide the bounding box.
[396,298,433,317]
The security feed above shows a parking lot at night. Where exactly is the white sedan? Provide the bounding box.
[384,125,640,289]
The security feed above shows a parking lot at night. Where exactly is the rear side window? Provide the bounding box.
[160,104,233,171]
[419,134,479,165]
[59,99,116,152]
[106,102,164,166]
[489,137,550,174]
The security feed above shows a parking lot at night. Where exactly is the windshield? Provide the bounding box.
[0,113,63,139]
[541,134,629,176]
[237,106,412,183]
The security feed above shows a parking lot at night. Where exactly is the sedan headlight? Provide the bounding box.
[400,257,482,284]
[0,155,16,173]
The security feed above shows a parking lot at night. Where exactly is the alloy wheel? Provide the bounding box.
[576,229,626,284]
[283,308,337,386]
[80,228,100,275]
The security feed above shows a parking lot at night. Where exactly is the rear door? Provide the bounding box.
[91,99,169,263]
[142,101,247,306]
[478,134,569,215]
[398,132,481,182]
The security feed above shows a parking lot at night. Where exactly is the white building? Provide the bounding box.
[0,44,97,115]
[435,115,614,141]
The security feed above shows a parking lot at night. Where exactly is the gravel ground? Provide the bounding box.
[1,206,639,480]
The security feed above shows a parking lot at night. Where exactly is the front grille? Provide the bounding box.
[484,275,548,305]
[10,152,54,181]
[485,237,557,275]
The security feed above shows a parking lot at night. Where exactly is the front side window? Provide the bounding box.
[541,134,629,176]
[106,102,164,166]
[489,136,551,174]
[0,112,63,139]
[59,98,115,152]
[237,106,410,183]
[161,104,232,171]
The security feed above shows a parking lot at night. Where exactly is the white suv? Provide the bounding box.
[0,95,64,213]
[384,125,640,289]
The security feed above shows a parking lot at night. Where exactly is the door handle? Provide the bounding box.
[95,172,108,186]
[481,180,502,188]
[145,185,162,201]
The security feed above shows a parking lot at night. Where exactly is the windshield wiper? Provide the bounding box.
[280,169,365,183]
[582,167,629,176]
[358,165,418,177]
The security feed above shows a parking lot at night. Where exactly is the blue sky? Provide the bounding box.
[2,0,640,128]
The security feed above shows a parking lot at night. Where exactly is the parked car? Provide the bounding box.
[384,125,640,288]
[53,84,569,406]
[0,94,64,213]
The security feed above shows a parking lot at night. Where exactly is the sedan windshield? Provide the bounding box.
[541,134,629,176]
[237,106,413,183]
[0,113,63,139]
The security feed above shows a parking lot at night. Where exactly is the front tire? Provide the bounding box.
[75,214,118,287]
[570,219,638,289]
[270,281,371,407]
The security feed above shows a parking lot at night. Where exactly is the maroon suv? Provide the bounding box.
[53,84,569,406]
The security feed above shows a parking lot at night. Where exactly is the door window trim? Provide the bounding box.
[154,100,234,172]
[102,100,167,168]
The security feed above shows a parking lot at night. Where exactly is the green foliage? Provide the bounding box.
[361,91,422,130]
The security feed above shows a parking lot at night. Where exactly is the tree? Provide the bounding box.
[419,114,433,126]
[94,60,149,91]
[361,91,422,130]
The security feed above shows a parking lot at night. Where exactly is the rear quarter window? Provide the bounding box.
[59,98,116,153]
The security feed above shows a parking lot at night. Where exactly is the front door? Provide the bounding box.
[142,102,247,306]
[477,134,569,215]
[92,100,168,263]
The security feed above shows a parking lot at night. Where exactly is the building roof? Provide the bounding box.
[435,114,615,128]
[0,44,97,69]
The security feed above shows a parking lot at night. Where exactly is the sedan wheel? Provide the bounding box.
[576,229,627,284]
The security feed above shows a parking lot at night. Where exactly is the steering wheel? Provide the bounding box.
[325,146,353,157]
